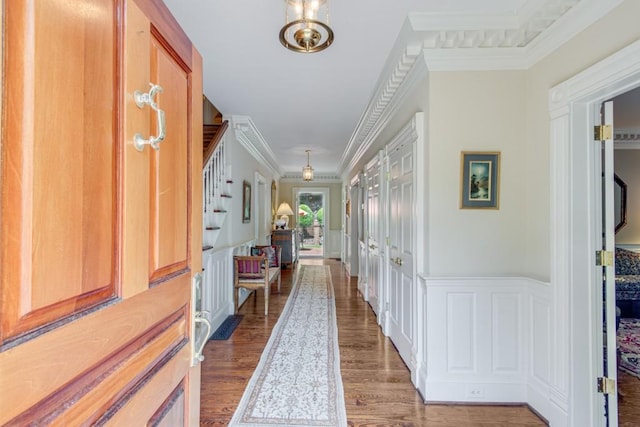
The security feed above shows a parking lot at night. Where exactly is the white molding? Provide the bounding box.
[338,43,428,177]
[339,0,623,177]
[281,172,342,183]
[230,115,282,177]
[614,127,640,148]
[549,39,640,427]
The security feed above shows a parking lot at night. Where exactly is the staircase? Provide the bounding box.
[202,96,231,251]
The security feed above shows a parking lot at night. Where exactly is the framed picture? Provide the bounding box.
[460,151,500,209]
[242,180,251,223]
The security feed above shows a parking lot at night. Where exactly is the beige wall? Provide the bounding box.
[277,181,342,231]
[615,149,640,244]
[428,71,527,276]
[524,0,640,279]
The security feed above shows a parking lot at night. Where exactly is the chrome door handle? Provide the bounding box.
[134,83,166,151]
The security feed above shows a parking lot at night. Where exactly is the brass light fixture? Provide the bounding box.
[279,0,334,53]
[302,150,314,181]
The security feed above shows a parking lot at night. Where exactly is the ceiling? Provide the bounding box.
[162,0,598,178]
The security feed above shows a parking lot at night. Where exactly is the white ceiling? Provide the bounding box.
[161,0,591,177]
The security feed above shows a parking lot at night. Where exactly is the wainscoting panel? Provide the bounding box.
[327,230,341,258]
[202,248,234,334]
[491,293,521,374]
[446,293,476,373]
[424,277,551,409]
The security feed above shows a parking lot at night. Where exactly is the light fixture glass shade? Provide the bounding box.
[302,165,314,181]
[302,149,314,181]
[280,0,334,53]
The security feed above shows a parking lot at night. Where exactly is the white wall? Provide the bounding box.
[216,132,278,250]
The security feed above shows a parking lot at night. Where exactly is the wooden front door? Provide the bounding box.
[0,0,203,424]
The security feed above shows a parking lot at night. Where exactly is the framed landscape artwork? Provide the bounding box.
[460,151,500,209]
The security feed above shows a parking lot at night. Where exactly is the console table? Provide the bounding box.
[271,229,298,269]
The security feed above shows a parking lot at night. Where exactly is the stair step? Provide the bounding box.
[213,209,227,213]
[206,226,221,231]
[202,245,213,251]
[220,194,232,198]
[226,180,233,184]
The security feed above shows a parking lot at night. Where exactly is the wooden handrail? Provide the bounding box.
[203,119,229,167]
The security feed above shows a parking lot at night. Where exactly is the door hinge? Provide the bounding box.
[595,250,614,267]
[597,376,616,394]
[594,125,612,141]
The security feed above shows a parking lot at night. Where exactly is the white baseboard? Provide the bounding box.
[424,381,528,403]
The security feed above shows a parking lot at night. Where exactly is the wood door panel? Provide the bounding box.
[1,0,201,424]
[149,33,189,282]
[1,0,118,343]
[0,274,189,424]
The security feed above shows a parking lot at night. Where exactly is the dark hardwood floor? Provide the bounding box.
[199,259,547,426]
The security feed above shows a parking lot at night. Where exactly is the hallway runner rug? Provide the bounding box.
[229,265,347,427]
[618,318,640,379]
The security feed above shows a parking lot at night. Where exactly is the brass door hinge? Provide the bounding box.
[594,125,612,141]
[595,250,614,267]
[597,377,616,394]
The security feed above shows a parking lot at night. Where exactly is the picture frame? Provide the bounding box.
[242,181,251,223]
[460,151,500,209]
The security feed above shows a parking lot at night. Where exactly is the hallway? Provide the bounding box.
[199,259,545,426]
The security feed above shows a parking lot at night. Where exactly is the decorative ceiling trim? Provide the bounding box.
[230,115,282,177]
[615,127,640,149]
[338,0,624,178]
[281,172,342,183]
[417,0,623,71]
[337,43,427,177]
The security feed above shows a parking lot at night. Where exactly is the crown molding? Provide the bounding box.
[280,172,342,183]
[338,0,624,178]
[230,115,282,177]
[615,127,640,149]
[337,43,428,177]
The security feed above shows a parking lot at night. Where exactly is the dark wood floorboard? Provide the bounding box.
[619,370,640,426]
[199,259,548,426]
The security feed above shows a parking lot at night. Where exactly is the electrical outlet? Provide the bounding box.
[467,385,485,399]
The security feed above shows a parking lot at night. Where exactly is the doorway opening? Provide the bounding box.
[296,190,326,258]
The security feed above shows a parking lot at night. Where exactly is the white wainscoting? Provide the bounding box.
[202,241,255,335]
[327,229,341,258]
[422,276,552,419]
[202,247,235,334]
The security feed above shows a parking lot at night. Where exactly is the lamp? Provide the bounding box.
[302,149,314,182]
[276,202,294,229]
[279,0,334,53]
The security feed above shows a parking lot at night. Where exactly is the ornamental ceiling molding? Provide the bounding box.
[615,127,640,149]
[281,172,342,183]
[230,115,282,177]
[338,0,623,178]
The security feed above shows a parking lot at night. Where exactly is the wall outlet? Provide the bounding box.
[467,385,485,399]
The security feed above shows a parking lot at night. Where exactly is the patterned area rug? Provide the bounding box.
[229,265,347,427]
[618,318,640,379]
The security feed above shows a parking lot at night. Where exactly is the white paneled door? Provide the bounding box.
[386,138,415,368]
[366,156,382,317]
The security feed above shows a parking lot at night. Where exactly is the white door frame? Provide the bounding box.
[293,187,330,257]
[549,40,640,427]
[254,172,268,244]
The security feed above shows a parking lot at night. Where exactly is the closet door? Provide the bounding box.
[386,138,415,368]
[0,0,203,424]
[365,155,382,317]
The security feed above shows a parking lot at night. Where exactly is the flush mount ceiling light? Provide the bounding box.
[302,149,314,181]
[279,0,334,53]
